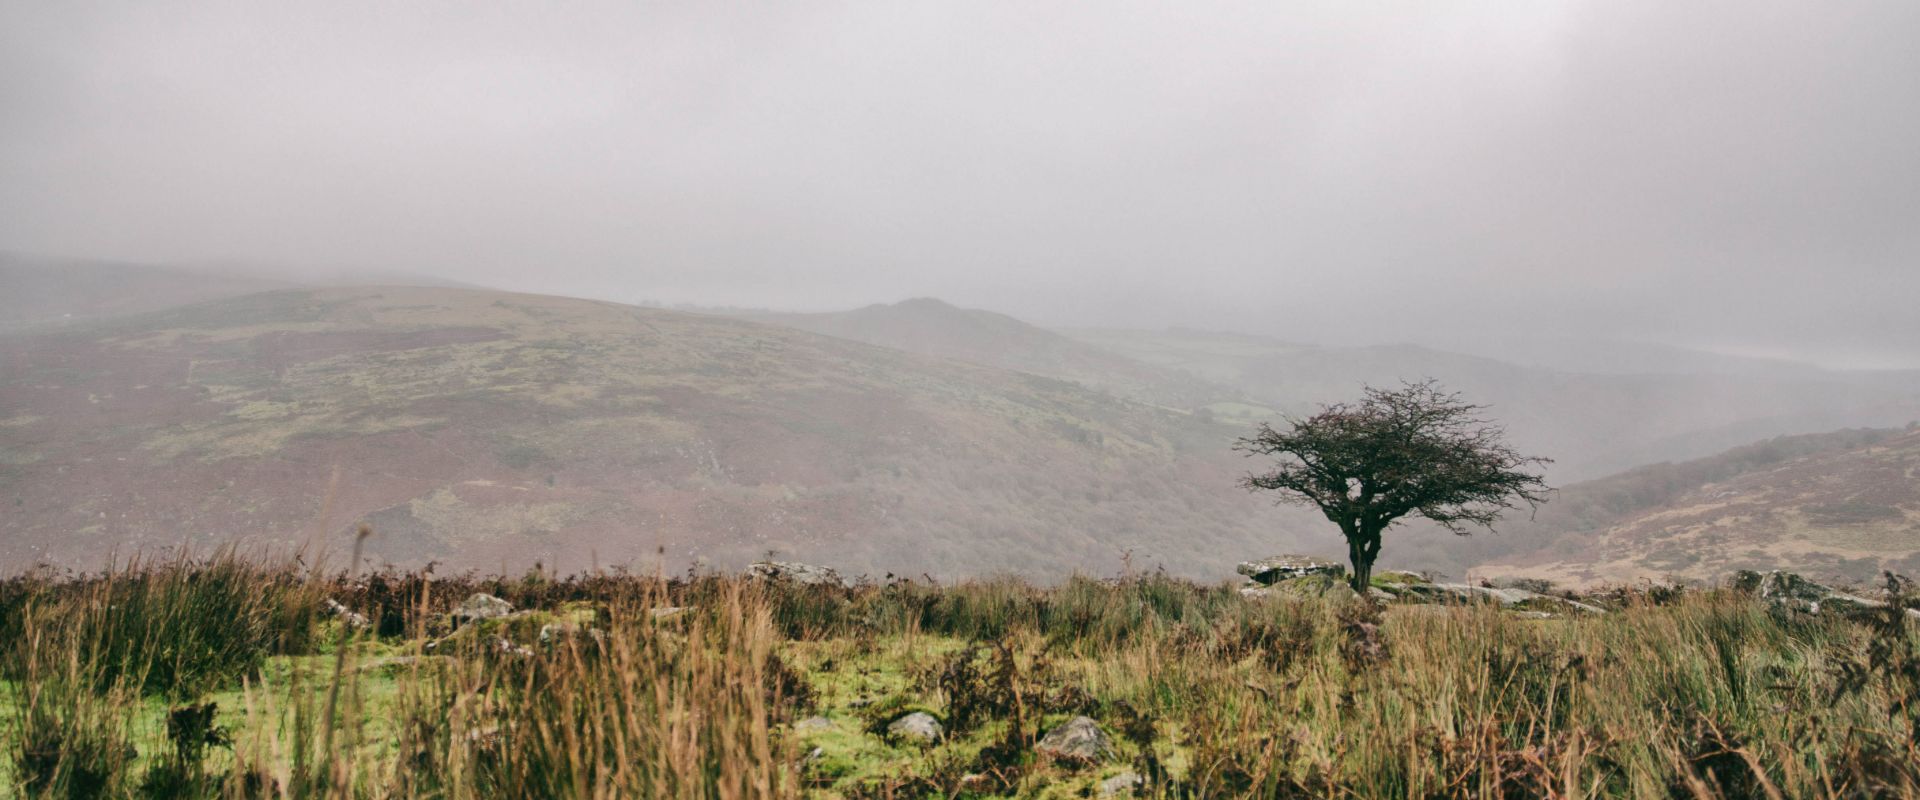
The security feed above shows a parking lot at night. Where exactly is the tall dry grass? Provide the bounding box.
[1,558,1916,798]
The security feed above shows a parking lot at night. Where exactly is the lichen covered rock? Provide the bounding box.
[747,561,853,588]
[1036,715,1114,764]
[885,711,944,743]
[454,593,514,623]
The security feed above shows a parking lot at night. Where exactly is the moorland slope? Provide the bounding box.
[1491,427,1920,586]
[0,286,1326,575]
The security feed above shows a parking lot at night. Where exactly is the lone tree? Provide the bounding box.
[1236,381,1550,592]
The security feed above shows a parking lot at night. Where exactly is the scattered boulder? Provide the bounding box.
[795,716,834,732]
[1267,573,1360,602]
[1472,585,1545,606]
[885,711,944,743]
[322,598,369,629]
[1373,570,1430,587]
[538,622,604,645]
[1489,576,1557,594]
[1737,570,1892,616]
[1036,716,1114,764]
[538,622,576,643]
[454,593,515,624]
[1403,583,1607,614]
[1237,555,1344,586]
[1100,771,1144,798]
[747,561,853,588]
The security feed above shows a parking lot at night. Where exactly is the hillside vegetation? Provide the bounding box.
[1493,428,1920,586]
[1381,427,1916,580]
[0,287,1326,576]
[739,299,1234,410]
[4,557,1919,798]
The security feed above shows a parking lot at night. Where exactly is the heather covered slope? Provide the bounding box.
[1378,427,1911,581]
[1492,427,1920,586]
[0,287,1321,576]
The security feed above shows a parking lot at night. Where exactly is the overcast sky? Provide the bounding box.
[2,2,1916,367]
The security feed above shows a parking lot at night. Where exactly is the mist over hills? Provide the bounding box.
[0,251,489,331]
[764,299,1920,481]
[736,299,1236,410]
[1420,335,1835,379]
[0,252,292,331]
[0,284,1331,576]
[4,260,1920,583]
[1064,327,1920,481]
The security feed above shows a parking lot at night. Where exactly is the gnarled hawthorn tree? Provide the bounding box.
[1236,381,1551,592]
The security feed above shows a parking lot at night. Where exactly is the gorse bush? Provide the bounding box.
[2,558,1919,798]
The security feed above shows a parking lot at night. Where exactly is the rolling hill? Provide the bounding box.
[736,299,1232,410]
[1062,327,1920,481]
[0,252,292,330]
[1485,427,1920,586]
[0,286,1331,576]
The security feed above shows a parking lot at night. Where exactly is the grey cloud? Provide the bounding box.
[2,1,1915,366]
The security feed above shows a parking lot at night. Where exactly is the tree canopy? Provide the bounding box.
[1236,381,1551,590]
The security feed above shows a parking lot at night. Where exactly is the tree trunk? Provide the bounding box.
[1347,526,1381,593]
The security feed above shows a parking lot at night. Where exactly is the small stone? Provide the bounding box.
[1100,771,1144,798]
[650,606,689,620]
[886,711,944,743]
[795,716,833,732]
[1036,716,1114,763]
[454,593,514,623]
